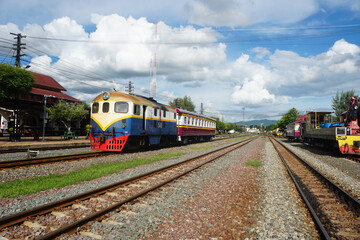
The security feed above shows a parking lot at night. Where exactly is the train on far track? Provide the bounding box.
[285,96,360,155]
[89,91,216,151]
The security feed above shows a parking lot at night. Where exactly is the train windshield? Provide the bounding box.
[92,103,99,113]
[115,102,128,113]
[103,102,109,113]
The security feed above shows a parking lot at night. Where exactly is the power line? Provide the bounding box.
[23,24,360,45]
[25,45,118,81]
[0,48,14,64]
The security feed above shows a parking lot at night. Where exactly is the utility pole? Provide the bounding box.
[9,33,26,141]
[125,81,134,93]
[11,33,26,67]
[200,103,204,115]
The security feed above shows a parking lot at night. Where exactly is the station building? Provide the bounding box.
[0,72,85,138]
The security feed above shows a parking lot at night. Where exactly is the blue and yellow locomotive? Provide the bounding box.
[90,91,178,151]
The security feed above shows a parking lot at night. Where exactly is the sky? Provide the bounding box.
[0,0,360,122]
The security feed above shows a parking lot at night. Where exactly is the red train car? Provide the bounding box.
[175,108,216,143]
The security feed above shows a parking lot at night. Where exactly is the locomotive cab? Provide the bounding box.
[90,93,133,151]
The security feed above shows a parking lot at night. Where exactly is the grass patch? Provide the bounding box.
[231,135,254,141]
[0,151,185,199]
[246,160,262,167]
[190,145,214,150]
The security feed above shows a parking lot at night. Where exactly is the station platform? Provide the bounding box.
[0,135,90,152]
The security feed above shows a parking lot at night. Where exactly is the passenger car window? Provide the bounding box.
[163,110,166,117]
[92,103,99,113]
[103,102,109,113]
[114,102,128,113]
[154,108,157,116]
[134,104,141,115]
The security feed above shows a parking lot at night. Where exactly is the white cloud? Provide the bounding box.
[224,39,360,108]
[186,0,319,27]
[0,14,227,106]
[185,0,249,27]
[252,47,271,59]
[231,75,276,106]
[322,0,360,11]
[2,12,360,120]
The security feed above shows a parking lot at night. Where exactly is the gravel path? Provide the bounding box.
[63,136,263,240]
[278,138,360,200]
[0,141,233,183]
[0,139,241,218]
[1,137,329,239]
[63,137,318,239]
[0,147,93,162]
[253,139,318,239]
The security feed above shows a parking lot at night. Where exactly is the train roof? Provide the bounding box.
[306,111,333,115]
[92,91,175,112]
[174,108,216,121]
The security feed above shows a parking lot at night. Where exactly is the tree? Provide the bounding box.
[169,96,196,112]
[47,100,89,132]
[0,64,34,101]
[276,108,299,130]
[0,64,34,139]
[265,124,277,131]
[332,90,357,122]
[212,117,225,133]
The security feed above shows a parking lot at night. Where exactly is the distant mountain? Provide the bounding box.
[235,119,277,127]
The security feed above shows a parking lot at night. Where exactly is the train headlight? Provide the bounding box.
[102,92,110,100]
[122,125,126,129]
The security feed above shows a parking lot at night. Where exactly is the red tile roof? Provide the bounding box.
[31,87,81,102]
[31,72,67,91]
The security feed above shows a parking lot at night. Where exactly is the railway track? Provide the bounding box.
[345,155,360,164]
[270,137,360,239]
[0,152,113,169]
[0,137,257,239]
[286,137,360,165]
[0,144,90,154]
[0,135,251,169]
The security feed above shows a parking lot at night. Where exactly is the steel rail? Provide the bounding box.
[0,136,257,235]
[270,137,360,240]
[0,144,90,154]
[345,155,360,164]
[274,138,360,205]
[0,135,247,169]
[39,138,256,240]
[269,137,331,240]
[0,152,113,169]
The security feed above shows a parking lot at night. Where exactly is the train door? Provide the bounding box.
[142,106,147,131]
[158,109,162,135]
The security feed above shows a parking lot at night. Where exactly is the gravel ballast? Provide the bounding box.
[64,137,263,240]
[253,140,319,239]
[0,139,244,218]
[0,147,93,162]
[2,136,343,239]
[63,137,318,239]
[278,138,360,199]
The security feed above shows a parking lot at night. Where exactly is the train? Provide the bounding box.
[89,91,216,151]
[284,116,305,141]
[285,97,360,155]
[271,128,283,137]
